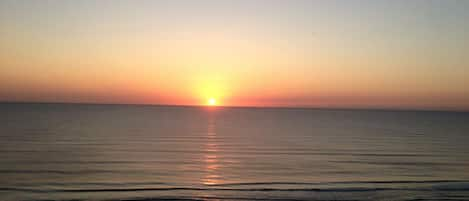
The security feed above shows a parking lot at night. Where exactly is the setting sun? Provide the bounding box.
[208,98,217,106]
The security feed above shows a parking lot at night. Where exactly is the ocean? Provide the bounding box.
[1,103,469,201]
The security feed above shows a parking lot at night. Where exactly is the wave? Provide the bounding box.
[20,194,469,201]
[0,187,395,192]
[3,183,469,193]
[6,180,469,188]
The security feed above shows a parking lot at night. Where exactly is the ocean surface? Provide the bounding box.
[1,103,469,201]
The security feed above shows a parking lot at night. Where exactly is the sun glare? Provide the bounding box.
[208,98,217,106]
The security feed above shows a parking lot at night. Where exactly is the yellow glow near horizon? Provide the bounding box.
[208,98,217,106]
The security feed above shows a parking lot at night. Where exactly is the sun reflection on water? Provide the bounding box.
[202,115,222,186]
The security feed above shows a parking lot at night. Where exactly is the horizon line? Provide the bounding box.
[0,100,468,113]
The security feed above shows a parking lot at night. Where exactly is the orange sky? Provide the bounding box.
[1,1,468,110]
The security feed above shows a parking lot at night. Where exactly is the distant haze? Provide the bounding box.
[1,0,468,110]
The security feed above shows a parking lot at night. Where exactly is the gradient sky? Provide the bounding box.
[1,0,468,110]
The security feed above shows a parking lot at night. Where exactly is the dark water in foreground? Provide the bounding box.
[1,103,469,201]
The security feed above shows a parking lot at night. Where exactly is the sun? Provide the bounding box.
[207,98,217,106]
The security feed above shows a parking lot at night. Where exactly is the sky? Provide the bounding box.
[0,0,468,110]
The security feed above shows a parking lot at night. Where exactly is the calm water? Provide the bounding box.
[1,103,469,201]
